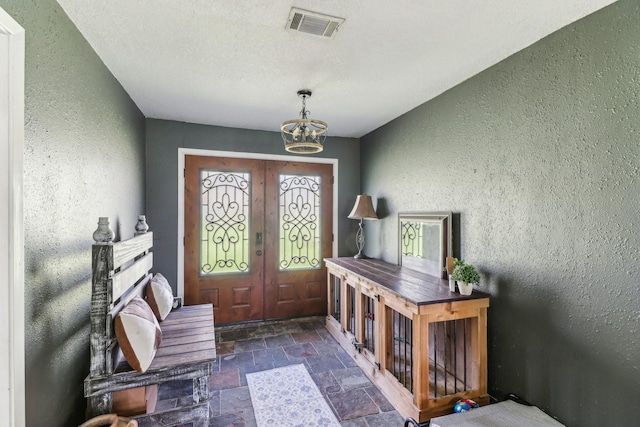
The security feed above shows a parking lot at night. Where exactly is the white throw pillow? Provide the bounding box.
[115,296,162,372]
[146,273,174,321]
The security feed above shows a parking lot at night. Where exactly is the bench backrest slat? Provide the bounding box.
[90,230,154,377]
[112,233,153,271]
[111,252,153,305]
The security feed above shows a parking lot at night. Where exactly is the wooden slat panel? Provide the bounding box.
[133,401,209,426]
[105,339,118,374]
[162,314,212,325]
[162,325,213,340]
[150,348,217,370]
[413,314,430,408]
[161,330,216,347]
[163,325,215,338]
[160,320,214,332]
[477,308,488,393]
[90,244,114,377]
[111,253,153,303]
[112,232,153,270]
[85,363,212,395]
[163,311,212,323]
[169,304,212,313]
[162,329,215,343]
[155,339,217,358]
[325,258,490,306]
[162,312,213,323]
[420,299,489,318]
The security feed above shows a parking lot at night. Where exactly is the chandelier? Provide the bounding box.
[281,90,328,154]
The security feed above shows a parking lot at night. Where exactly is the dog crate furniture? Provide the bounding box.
[84,220,216,426]
[325,257,490,423]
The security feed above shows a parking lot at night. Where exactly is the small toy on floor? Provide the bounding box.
[454,398,479,413]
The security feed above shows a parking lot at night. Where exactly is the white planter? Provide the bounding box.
[449,277,456,292]
[457,281,474,296]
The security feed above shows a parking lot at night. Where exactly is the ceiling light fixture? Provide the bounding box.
[281,90,328,154]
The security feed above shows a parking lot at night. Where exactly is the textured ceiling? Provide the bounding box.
[57,0,617,138]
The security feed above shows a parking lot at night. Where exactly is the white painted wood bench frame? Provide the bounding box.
[84,228,216,427]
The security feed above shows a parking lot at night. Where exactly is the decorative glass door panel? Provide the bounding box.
[279,174,321,271]
[185,156,333,324]
[265,161,333,319]
[401,221,423,258]
[200,170,250,275]
[185,156,265,324]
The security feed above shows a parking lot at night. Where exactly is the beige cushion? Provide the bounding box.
[146,273,174,321]
[115,297,162,372]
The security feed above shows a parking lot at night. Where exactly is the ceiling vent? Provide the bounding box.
[286,8,344,39]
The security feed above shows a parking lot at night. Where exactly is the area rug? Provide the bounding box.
[246,364,341,427]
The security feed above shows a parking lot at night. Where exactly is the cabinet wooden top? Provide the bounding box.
[325,257,490,306]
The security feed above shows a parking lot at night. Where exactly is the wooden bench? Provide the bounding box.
[84,220,216,426]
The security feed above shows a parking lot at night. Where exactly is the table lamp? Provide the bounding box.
[347,194,378,259]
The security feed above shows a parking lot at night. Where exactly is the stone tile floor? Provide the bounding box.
[156,316,408,427]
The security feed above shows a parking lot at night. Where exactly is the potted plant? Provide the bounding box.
[451,262,480,296]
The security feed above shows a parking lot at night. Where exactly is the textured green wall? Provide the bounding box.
[361,1,639,425]
[0,1,146,425]
[145,119,361,292]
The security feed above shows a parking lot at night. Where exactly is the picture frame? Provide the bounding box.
[398,212,452,279]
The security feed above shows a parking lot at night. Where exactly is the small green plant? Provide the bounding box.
[451,263,480,284]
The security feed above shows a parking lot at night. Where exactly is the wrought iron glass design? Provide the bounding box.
[401,221,423,257]
[278,174,321,270]
[400,217,445,278]
[200,170,250,275]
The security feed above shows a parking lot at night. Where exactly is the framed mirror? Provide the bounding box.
[398,212,452,279]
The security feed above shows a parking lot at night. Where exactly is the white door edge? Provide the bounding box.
[0,7,25,427]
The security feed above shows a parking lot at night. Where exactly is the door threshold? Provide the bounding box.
[215,314,326,330]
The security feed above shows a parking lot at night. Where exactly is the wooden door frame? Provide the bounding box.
[177,148,338,300]
[0,7,25,427]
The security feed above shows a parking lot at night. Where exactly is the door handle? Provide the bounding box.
[256,232,263,245]
[256,250,263,256]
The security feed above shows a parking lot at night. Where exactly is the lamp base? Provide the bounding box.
[353,219,369,259]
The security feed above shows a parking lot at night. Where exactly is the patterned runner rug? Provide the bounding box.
[246,364,341,427]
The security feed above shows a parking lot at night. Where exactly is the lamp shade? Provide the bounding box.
[347,195,378,220]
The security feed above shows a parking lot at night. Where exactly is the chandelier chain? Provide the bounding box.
[300,95,309,119]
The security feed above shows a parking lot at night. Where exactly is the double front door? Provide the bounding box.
[184,155,333,324]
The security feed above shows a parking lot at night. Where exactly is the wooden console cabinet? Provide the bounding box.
[325,258,490,422]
